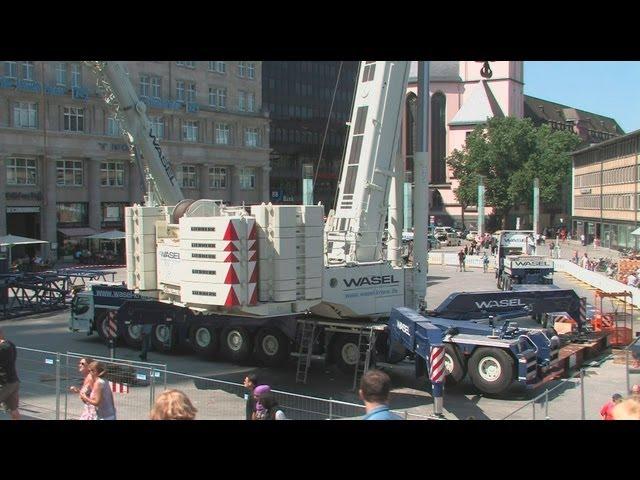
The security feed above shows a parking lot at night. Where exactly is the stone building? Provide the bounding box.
[0,60,269,259]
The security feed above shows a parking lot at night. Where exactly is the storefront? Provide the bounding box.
[6,206,42,258]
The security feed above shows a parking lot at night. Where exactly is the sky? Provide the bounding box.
[524,61,640,134]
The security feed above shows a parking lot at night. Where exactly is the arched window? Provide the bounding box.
[431,92,446,184]
[405,93,417,183]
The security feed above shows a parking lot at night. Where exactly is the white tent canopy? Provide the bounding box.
[0,234,49,265]
[84,230,126,240]
[631,227,640,236]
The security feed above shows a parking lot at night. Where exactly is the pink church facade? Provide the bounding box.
[403,61,524,228]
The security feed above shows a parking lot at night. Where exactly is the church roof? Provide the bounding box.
[448,81,504,126]
[409,61,461,82]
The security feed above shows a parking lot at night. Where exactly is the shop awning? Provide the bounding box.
[58,227,99,238]
[84,230,126,240]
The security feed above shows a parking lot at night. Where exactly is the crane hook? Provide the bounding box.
[479,61,493,79]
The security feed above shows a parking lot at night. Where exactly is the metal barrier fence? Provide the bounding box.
[500,370,586,420]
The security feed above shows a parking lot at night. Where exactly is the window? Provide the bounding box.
[186,82,196,102]
[13,101,37,128]
[151,77,161,98]
[209,167,227,189]
[100,162,124,186]
[247,63,255,79]
[71,63,81,88]
[238,90,246,111]
[4,61,17,79]
[140,75,150,97]
[6,157,37,185]
[21,61,34,81]
[247,92,255,112]
[102,203,124,223]
[215,123,230,144]
[239,167,256,190]
[63,107,84,132]
[57,203,88,225]
[245,128,259,147]
[362,61,376,82]
[238,62,246,78]
[183,120,198,142]
[107,116,122,137]
[208,87,227,108]
[56,62,66,86]
[149,116,164,139]
[177,61,196,68]
[431,92,446,184]
[176,81,185,101]
[179,164,198,188]
[56,160,83,186]
[208,61,226,73]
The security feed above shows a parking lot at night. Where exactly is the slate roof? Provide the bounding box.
[409,61,461,82]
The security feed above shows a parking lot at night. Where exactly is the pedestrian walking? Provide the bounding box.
[600,393,623,420]
[0,328,20,420]
[458,249,466,272]
[253,390,287,420]
[139,323,153,361]
[580,233,586,246]
[359,369,402,420]
[243,373,259,420]
[80,361,117,420]
[69,356,97,420]
[482,252,490,273]
[150,389,197,420]
[549,241,555,258]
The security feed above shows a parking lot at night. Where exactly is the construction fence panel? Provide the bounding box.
[163,371,246,420]
[501,371,586,420]
[63,352,167,420]
[13,347,63,420]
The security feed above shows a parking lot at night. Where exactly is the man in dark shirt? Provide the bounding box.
[243,373,258,420]
[0,328,20,420]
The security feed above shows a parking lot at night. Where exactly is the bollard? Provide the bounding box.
[108,338,116,360]
[532,401,536,420]
[329,397,333,420]
[55,352,61,420]
[432,382,444,417]
[580,369,585,420]
[544,389,549,420]
[404,410,409,420]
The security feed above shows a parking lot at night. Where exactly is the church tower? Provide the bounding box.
[460,61,524,118]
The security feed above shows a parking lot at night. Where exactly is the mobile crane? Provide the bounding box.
[70,61,567,395]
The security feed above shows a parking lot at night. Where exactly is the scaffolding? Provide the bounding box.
[592,290,634,347]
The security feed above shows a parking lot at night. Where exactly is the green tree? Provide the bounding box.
[446,117,580,229]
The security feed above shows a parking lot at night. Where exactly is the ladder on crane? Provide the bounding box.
[295,320,317,384]
[352,328,377,392]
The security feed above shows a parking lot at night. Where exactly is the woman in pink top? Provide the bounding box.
[69,356,96,420]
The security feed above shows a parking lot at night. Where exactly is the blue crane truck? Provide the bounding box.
[388,306,560,395]
[70,284,583,396]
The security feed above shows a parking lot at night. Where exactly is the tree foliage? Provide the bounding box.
[446,117,581,227]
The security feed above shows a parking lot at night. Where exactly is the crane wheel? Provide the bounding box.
[189,326,219,357]
[468,347,514,395]
[220,326,253,363]
[331,334,360,375]
[122,323,143,349]
[443,344,467,386]
[254,328,290,367]
[151,324,178,352]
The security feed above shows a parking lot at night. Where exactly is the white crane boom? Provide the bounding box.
[327,61,410,264]
[85,61,184,207]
